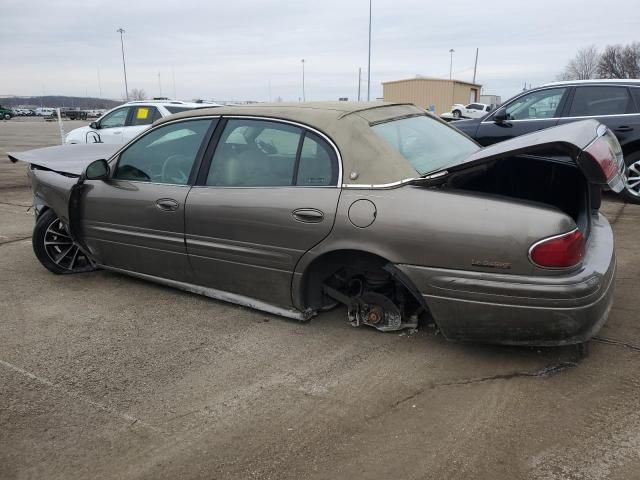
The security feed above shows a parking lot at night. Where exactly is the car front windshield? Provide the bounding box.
[372,115,479,175]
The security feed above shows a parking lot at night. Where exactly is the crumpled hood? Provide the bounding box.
[8,144,119,176]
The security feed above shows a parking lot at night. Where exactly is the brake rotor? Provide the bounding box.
[351,292,403,332]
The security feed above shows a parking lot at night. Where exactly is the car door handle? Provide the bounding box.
[292,208,324,223]
[614,126,633,133]
[112,131,122,134]
[155,198,179,211]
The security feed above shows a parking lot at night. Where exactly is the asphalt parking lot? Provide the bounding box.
[1,119,640,480]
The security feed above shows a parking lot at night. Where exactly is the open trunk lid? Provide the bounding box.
[420,119,626,192]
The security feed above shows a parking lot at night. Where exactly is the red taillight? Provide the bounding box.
[583,136,618,181]
[529,229,585,268]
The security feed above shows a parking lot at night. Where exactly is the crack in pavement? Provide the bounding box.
[608,202,627,226]
[0,235,31,246]
[390,362,578,410]
[593,336,640,352]
[429,362,578,388]
[0,201,32,208]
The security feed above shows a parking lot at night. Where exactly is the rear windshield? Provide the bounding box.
[165,106,198,114]
[372,115,479,175]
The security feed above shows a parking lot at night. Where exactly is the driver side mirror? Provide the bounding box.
[84,159,110,181]
[89,121,100,130]
[493,107,508,124]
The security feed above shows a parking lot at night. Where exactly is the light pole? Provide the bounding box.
[117,28,129,101]
[367,0,372,101]
[449,48,455,106]
[449,48,455,80]
[301,59,306,102]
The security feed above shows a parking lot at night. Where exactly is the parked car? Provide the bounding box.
[64,100,221,145]
[0,105,14,120]
[453,80,640,203]
[446,102,492,120]
[35,107,55,117]
[9,102,622,346]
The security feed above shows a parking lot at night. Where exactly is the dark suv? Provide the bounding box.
[453,80,640,203]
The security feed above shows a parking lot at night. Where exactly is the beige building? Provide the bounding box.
[382,77,482,115]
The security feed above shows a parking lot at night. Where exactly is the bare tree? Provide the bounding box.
[129,88,147,101]
[557,46,599,80]
[621,42,640,78]
[598,43,640,78]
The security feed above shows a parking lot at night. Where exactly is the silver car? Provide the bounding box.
[9,102,624,345]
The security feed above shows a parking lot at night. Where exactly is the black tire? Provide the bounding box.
[32,209,94,274]
[3,113,10,120]
[452,110,461,119]
[620,152,640,204]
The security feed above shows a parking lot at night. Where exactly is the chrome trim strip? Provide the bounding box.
[528,228,582,270]
[109,179,191,187]
[342,177,417,189]
[88,225,185,245]
[100,265,313,320]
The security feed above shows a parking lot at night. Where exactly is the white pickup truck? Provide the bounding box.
[444,102,493,120]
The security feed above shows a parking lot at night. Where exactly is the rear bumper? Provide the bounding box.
[397,214,616,346]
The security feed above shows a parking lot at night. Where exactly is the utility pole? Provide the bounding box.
[358,67,362,101]
[472,48,479,84]
[449,48,455,80]
[97,67,102,98]
[172,66,177,99]
[117,28,129,101]
[367,0,372,101]
[301,59,306,101]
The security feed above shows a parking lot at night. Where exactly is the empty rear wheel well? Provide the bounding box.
[300,249,429,317]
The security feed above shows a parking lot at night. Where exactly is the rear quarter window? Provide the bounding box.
[372,115,479,175]
[165,106,199,114]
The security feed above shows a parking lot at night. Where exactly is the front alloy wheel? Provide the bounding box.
[33,209,94,274]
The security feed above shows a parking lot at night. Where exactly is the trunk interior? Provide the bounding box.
[445,155,593,235]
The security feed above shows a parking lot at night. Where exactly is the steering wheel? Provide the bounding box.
[161,154,191,185]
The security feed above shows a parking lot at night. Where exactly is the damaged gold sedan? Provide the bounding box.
[9,102,623,345]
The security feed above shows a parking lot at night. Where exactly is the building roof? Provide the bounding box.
[382,77,482,88]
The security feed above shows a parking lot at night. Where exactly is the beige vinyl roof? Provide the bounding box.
[158,102,427,185]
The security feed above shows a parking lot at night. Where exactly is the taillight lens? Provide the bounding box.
[580,126,624,192]
[583,136,618,181]
[529,229,585,268]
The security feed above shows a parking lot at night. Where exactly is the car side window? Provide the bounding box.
[468,104,481,110]
[296,132,337,186]
[207,119,303,187]
[206,119,338,187]
[113,119,211,185]
[99,107,131,128]
[129,106,161,126]
[569,86,634,117]
[631,88,640,112]
[504,88,566,120]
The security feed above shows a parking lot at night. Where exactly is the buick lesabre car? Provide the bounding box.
[9,102,623,345]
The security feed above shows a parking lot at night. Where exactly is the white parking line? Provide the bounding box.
[0,358,162,433]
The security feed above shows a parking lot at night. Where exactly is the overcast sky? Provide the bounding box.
[1,0,638,103]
